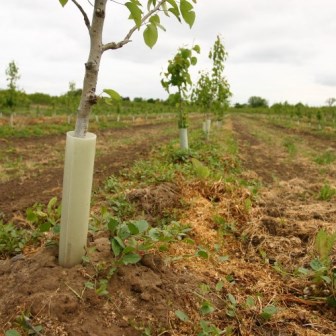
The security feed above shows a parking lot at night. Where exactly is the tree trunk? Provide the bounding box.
[74,0,107,138]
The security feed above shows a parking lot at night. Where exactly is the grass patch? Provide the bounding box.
[314,151,336,165]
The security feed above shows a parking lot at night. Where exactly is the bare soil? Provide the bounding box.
[1,115,335,335]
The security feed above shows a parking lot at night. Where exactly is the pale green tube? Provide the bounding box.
[59,131,96,267]
[179,128,188,149]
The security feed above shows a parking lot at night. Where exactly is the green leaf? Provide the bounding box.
[103,89,121,101]
[111,237,124,257]
[121,253,141,265]
[321,275,332,284]
[227,293,237,306]
[47,196,58,213]
[5,331,21,336]
[59,0,68,7]
[193,44,201,53]
[82,255,90,264]
[226,308,236,317]
[310,258,324,272]
[148,14,165,30]
[297,267,309,275]
[147,0,153,10]
[107,217,119,234]
[180,0,193,11]
[196,248,209,259]
[118,224,131,240]
[114,236,125,248]
[149,14,160,24]
[125,2,143,28]
[166,0,179,11]
[260,305,277,321]
[215,280,224,292]
[133,219,149,233]
[39,222,51,233]
[200,301,215,315]
[180,0,195,28]
[84,281,95,289]
[122,245,136,254]
[148,228,161,241]
[190,56,197,65]
[161,1,169,16]
[26,208,38,223]
[245,296,256,308]
[127,222,140,235]
[168,7,181,21]
[175,309,189,322]
[143,23,158,48]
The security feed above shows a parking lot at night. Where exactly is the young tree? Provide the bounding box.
[5,60,20,113]
[60,0,196,137]
[57,0,197,267]
[192,71,212,136]
[192,71,212,114]
[161,45,200,149]
[208,35,231,123]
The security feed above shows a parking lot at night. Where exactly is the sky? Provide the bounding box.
[1,0,336,106]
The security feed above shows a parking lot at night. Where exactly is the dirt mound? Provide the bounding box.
[0,244,206,335]
[126,182,185,224]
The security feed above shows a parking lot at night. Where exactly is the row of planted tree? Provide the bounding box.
[237,103,336,131]
[54,0,224,268]
[1,36,231,148]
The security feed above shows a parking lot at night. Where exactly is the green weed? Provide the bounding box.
[0,222,29,257]
[108,195,135,219]
[318,183,336,201]
[26,197,61,234]
[298,229,336,305]
[282,138,297,156]
[314,151,336,165]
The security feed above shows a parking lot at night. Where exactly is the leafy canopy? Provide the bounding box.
[161,45,200,97]
[161,44,200,127]
[58,0,197,49]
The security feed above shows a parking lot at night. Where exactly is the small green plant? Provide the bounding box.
[259,305,278,321]
[175,309,225,336]
[318,183,336,201]
[191,158,211,180]
[299,229,336,305]
[125,158,175,185]
[314,151,336,165]
[9,312,43,336]
[108,195,135,219]
[108,217,149,265]
[213,215,236,236]
[102,212,193,266]
[282,137,297,156]
[198,320,226,336]
[104,176,121,193]
[26,196,61,234]
[0,222,29,257]
[225,293,237,318]
[85,278,109,296]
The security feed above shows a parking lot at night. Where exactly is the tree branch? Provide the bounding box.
[102,0,167,51]
[71,0,91,32]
